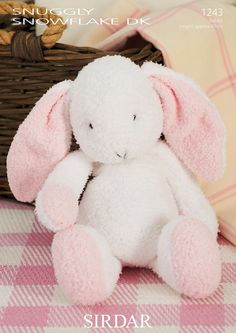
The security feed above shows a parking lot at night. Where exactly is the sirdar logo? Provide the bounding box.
[83,314,152,329]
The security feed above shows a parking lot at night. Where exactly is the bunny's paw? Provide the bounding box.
[35,183,78,232]
[52,224,121,305]
[156,217,221,298]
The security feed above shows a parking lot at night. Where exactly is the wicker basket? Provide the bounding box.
[0,1,164,198]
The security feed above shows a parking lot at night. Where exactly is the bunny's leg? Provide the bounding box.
[152,216,221,298]
[52,224,121,305]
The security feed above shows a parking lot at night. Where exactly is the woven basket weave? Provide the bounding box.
[0,1,164,198]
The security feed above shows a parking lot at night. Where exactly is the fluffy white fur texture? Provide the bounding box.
[9,55,225,304]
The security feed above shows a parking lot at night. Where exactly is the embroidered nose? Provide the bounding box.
[116,152,127,159]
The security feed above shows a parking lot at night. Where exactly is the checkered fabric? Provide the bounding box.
[0,199,236,332]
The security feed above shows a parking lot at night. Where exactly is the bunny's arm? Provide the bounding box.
[35,151,93,232]
[157,142,218,238]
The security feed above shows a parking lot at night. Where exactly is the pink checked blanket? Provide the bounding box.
[0,199,236,332]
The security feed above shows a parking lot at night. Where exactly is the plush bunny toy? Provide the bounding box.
[7,56,226,305]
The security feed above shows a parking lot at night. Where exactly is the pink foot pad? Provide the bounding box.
[172,218,221,298]
[52,224,121,305]
[42,184,78,231]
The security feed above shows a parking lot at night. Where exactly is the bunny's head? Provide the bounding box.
[7,56,226,202]
[69,56,163,164]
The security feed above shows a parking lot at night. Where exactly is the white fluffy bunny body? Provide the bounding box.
[7,56,226,305]
[78,145,212,267]
[79,148,179,266]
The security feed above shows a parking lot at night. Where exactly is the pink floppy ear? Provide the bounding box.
[142,63,226,182]
[7,80,72,202]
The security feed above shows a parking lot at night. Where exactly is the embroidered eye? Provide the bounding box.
[89,123,93,129]
[133,114,137,121]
